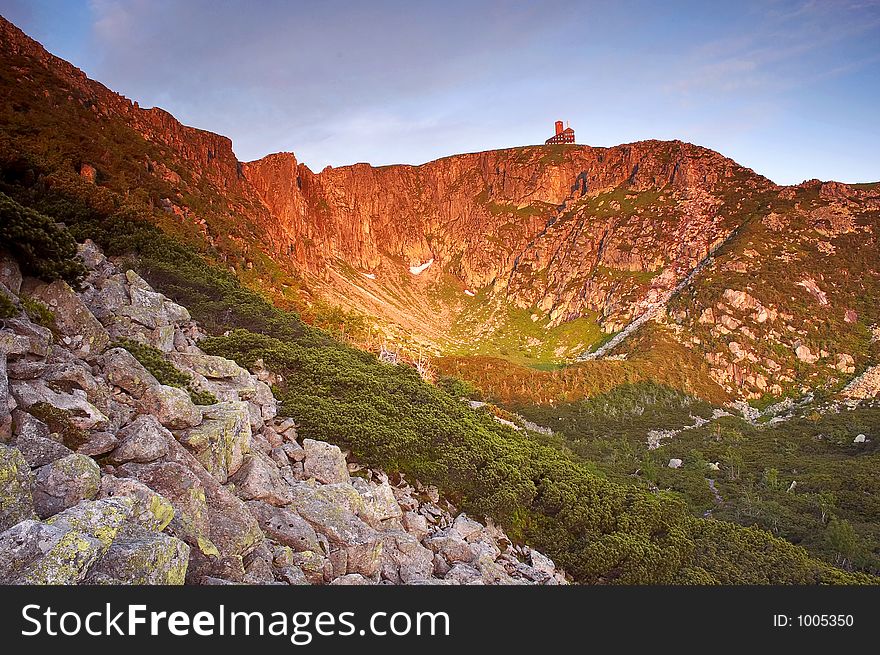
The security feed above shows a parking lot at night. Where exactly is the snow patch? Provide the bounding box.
[464,289,475,297]
[409,258,434,275]
[360,272,376,280]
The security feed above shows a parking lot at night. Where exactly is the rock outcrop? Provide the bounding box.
[0,243,566,585]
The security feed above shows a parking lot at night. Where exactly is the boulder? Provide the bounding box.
[668,458,683,469]
[12,409,50,441]
[103,348,200,429]
[142,384,202,429]
[13,431,73,468]
[32,453,101,518]
[0,443,35,530]
[443,563,482,585]
[0,353,10,441]
[45,497,133,552]
[3,318,52,357]
[425,533,477,564]
[343,539,384,579]
[76,431,118,457]
[0,519,102,584]
[108,415,170,464]
[0,252,22,295]
[10,379,108,431]
[170,352,249,380]
[355,478,403,525]
[86,524,189,585]
[179,401,251,483]
[230,452,294,506]
[302,439,349,484]
[27,280,109,358]
[401,511,429,540]
[854,434,867,444]
[99,476,176,532]
[245,500,320,553]
[379,530,433,583]
[117,461,213,553]
[450,513,483,541]
[288,482,377,549]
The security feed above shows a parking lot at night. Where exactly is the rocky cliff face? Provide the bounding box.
[243,142,771,337]
[0,242,566,585]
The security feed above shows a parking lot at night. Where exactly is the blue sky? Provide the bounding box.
[2,0,879,184]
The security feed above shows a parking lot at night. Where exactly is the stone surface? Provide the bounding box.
[46,497,133,552]
[230,452,294,506]
[0,519,102,584]
[0,443,35,530]
[302,438,350,484]
[245,500,320,552]
[27,280,109,358]
[179,401,251,483]
[86,524,190,585]
[108,415,170,464]
[32,453,101,518]
[99,475,176,532]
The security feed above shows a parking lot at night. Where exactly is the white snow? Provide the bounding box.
[409,258,434,275]
[464,289,475,297]
[360,272,376,280]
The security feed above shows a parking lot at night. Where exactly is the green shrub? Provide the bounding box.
[0,191,87,287]
[20,294,55,330]
[28,402,90,449]
[0,291,16,318]
[113,338,190,387]
[113,337,217,406]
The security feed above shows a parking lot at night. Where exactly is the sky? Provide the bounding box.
[1,0,879,185]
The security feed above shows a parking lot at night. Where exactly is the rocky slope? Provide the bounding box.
[0,242,566,585]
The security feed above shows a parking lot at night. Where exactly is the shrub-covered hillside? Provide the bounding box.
[1,152,873,585]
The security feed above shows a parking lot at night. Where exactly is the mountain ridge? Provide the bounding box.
[2,13,879,404]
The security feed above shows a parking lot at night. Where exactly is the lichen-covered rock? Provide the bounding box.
[0,251,22,295]
[3,318,52,357]
[146,385,202,429]
[117,461,213,551]
[86,524,190,585]
[179,401,251,483]
[170,352,250,380]
[109,415,170,464]
[13,431,73,468]
[288,482,377,548]
[46,497,133,552]
[0,443,35,530]
[229,452,293,506]
[99,475,176,532]
[401,511,429,540]
[245,500,320,552]
[379,530,433,583]
[12,409,50,441]
[425,532,477,564]
[103,348,200,429]
[10,379,109,431]
[302,438,349,484]
[1,353,10,442]
[32,453,101,518]
[76,431,118,457]
[443,563,482,584]
[353,477,402,525]
[0,519,102,584]
[26,280,109,358]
